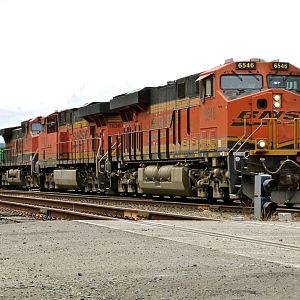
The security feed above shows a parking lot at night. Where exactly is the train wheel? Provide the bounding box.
[240,196,253,207]
[207,187,216,204]
[222,188,233,205]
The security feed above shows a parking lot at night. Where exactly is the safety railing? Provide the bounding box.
[56,137,102,164]
[0,148,18,166]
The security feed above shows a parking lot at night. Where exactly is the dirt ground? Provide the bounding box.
[0,218,299,299]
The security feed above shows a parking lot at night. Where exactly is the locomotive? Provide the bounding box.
[1,58,300,206]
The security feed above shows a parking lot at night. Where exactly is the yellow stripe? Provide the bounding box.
[150,97,200,114]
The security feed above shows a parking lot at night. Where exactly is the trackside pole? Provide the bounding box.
[254,174,277,219]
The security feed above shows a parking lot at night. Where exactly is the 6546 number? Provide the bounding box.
[236,62,256,70]
[272,62,289,70]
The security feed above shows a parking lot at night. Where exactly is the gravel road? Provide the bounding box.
[0,218,299,299]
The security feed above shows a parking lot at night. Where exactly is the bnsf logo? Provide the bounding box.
[231,110,300,126]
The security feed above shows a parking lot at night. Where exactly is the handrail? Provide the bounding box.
[233,119,264,173]
[95,138,103,178]
[56,137,101,163]
[233,119,264,155]
[228,119,247,155]
[30,148,39,176]
[96,141,117,179]
[2,147,17,166]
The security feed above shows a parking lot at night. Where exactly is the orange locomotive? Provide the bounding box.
[108,58,300,206]
[1,58,300,206]
[0,103,122,192]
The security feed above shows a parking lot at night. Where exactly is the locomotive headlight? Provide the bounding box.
[273,94,282,108]
[257,139,267,150]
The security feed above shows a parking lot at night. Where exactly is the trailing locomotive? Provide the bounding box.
[1,58,300,207]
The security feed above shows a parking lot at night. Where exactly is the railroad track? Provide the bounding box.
[0,189,299,220]
[0,194,216,221]
[0,189,253,214]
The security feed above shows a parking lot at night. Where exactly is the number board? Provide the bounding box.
[271,62,289,70]
[236,62,256,70]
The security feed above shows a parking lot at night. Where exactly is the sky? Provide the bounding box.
[0,0,299,142]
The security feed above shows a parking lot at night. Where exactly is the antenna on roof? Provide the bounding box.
[225,58,233,64]
[250,58,265,62]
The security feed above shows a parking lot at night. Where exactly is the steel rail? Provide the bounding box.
[0,189,252,214]
[0,190,299,218]
[0,199,115,220]
[0,195,216,221]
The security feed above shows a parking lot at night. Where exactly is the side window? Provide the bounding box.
[200,76,215,99]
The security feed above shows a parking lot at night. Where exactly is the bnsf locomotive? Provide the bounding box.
[1,58,300,206]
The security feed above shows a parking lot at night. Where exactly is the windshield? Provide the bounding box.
[221,74,263,99]
[267,75,300,93]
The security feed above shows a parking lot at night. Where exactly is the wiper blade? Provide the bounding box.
[237,89,246,95]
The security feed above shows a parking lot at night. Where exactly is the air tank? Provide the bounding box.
[158,165,174,181]
[8,169,19,178]
[144,166,159,181]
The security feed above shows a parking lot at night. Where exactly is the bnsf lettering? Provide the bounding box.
[283,111,300,120]
[237,111,258,119]
[259,111,284,119]
[231,110,300,126]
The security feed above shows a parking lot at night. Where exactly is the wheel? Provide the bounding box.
[207,187,216,204]
[222,188,233,205]
[240,195,253,207]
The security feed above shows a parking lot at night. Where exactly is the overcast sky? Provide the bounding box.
[0,0,299,142]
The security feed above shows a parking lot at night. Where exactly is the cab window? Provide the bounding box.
[221,74,263,100]
[32,123,42,133]
[267,75,300,93]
